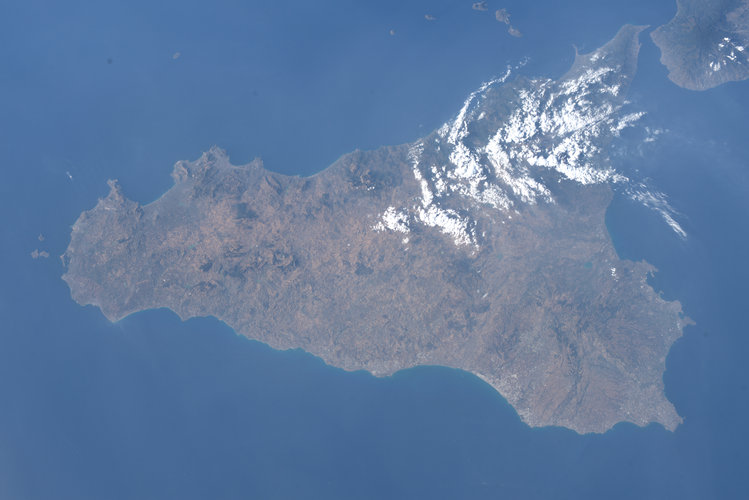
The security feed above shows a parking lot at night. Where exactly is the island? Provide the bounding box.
[495,8,522,37]
[62,25,689,434]
[651,0,749,90]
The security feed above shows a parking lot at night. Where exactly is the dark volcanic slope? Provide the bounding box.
[652,0,749,90]
[62,26,689,434]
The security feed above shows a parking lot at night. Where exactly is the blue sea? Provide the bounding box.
[1,1,748,498]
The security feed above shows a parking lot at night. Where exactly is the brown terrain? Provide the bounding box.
[652,0,749,90]
[62,26,689,434]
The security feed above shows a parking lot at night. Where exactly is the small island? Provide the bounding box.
[62,25,688,434]
[652,0,749,90]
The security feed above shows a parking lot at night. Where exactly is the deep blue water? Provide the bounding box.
[1,1,748,498]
